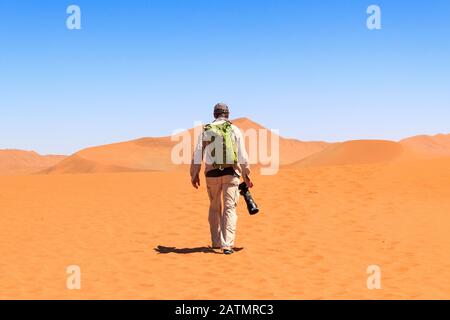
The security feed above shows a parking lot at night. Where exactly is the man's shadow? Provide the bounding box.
[154,245,244,255]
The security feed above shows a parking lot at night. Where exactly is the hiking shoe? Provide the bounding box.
[223,249,234,255]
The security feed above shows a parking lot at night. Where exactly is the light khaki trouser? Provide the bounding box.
[206,175,240,249]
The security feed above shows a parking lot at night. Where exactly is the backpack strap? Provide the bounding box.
[204,119,232,132]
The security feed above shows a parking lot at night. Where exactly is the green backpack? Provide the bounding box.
[203,121,238,170]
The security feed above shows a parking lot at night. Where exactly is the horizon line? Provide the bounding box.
[1,119,448,157]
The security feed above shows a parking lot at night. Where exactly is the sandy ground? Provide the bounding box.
[1,158,450,299]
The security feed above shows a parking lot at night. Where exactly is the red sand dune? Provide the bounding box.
[44,118,330,174]
[400,134,450,158]
[0,149,65,175]
[44,137,177,174]
[232,118,330,166]
[293,134,450,168]
[292,140,406,168]
[4,126,449,175]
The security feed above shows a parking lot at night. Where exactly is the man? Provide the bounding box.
[190,103,253,255]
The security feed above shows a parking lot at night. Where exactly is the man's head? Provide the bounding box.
[213,103,230,119]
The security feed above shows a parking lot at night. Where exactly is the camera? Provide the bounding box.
[239,182,259,215]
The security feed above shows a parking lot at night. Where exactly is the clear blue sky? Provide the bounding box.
[1,0,449,154]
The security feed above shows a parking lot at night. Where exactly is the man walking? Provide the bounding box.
[190,103,253,255]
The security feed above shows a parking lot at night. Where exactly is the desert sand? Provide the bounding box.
[400,134,450,158]
[1,158,450,299]
[0,150,65,175]
[1,122,450,299]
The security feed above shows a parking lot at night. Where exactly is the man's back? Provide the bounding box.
[191,118,251,179]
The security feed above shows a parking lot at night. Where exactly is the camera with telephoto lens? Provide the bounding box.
[239,182,259,215]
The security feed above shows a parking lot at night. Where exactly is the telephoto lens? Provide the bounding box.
[239,182,259,215]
